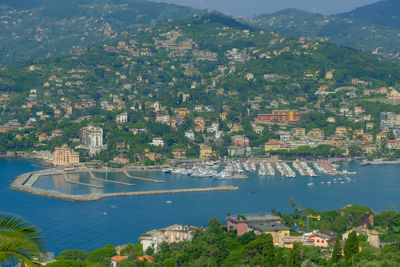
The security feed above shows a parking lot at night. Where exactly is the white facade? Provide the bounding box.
[185,131,195,140]
[80,126,104,155]
[116,112,128,123]
[150,138,165,147]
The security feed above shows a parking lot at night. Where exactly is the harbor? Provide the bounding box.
[3,158,400,253]
[10,169,238,201]
[163,158,354,179]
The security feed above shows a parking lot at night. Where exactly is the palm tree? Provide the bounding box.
[0,212,46,266]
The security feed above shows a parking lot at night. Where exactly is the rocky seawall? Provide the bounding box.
[10,169,239,202]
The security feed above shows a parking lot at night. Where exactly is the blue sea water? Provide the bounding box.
[1,159,400,254]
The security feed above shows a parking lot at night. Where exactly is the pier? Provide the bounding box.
[123,170,165,183]
[63,172,104,188]
[10,169,238,201]
[87,171,136,186]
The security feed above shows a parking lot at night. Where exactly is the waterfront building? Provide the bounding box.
[79,125,104,155]
[116,112,128,123]
[172,148,186,158]
[200,145,215,158]
[140,225,197,252]
[52,144,79,166]
[264,140,281,151]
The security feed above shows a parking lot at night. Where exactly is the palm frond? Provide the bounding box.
[0,212,46,252]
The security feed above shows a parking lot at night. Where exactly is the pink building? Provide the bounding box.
[305,230,336,247]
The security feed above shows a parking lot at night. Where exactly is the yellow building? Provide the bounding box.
[293,128,306,136]
[335,126,347,137]
[200,145,215,158]
[52,144,79,166]
[325,70,334,79]
[174,108,190,117]
[308,128,324,139]
[249,222,291,247]
[265,140,281,151]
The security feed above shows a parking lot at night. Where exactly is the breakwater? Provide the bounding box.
[10,169,238,201]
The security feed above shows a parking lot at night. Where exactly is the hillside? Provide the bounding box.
[245,8,400,58]
[0,0,199,66]
[339,0,400,29]
[1,13,400,160]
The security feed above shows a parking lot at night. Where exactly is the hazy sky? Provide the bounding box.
[153,0,379,17]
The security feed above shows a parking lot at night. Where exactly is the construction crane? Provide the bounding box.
[306,215,321,232]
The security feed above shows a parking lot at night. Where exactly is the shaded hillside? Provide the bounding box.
[245,8,400,58]
[339,0,400,29]
[0,0,199,66]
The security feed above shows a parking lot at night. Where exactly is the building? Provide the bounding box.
[304,230,336,247]
[150,138,165,147]
[80,126,104,155]
[257,110,301,124]
[248,221,291,247]
[116,112,128,123]
[228,146,246,156]
[232,135,250,148]
[343,226,380,248]
[185,130,195,140]
[200,145,215,158]
[52,144,79,166]
[226,214,289,246]
[111,256,128,267]
[226,214,282,236]
[140,225,197,252]
[335,127,347,137]
[172,148,186,158]
[265,140,281,152]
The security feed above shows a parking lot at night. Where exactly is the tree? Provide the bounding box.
[87,244,115,264]
[331,238,342,263]
[344,231,359,260]
[287,243,301,267]
[243,234,275,267]
[0,212,46,266]
[57,249,89,261]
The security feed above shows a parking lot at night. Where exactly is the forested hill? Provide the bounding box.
[0,0,199,67]
[245,6,400,58]
[1,12,400,105]
[339,0,400,29]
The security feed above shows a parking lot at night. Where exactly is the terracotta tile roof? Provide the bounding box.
[111,255,127,262]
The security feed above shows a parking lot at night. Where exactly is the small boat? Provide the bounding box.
[166,200,172,204]
[307,183,315,187]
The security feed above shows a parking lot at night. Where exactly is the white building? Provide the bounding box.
[185,131,195,140]
[140,225,196,253]
[80,126,104,155]
[116,112,128,123]
[150,138,165,147]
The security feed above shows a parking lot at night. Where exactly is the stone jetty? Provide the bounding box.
[10,169,239,202]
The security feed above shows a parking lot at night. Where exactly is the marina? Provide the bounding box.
[1,159,400,253]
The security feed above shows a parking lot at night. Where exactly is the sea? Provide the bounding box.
[1,158,400,254]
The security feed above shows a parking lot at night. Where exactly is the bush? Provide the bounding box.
[87,244,116,264]
[57,249,89,261]
[46,260,90,267]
